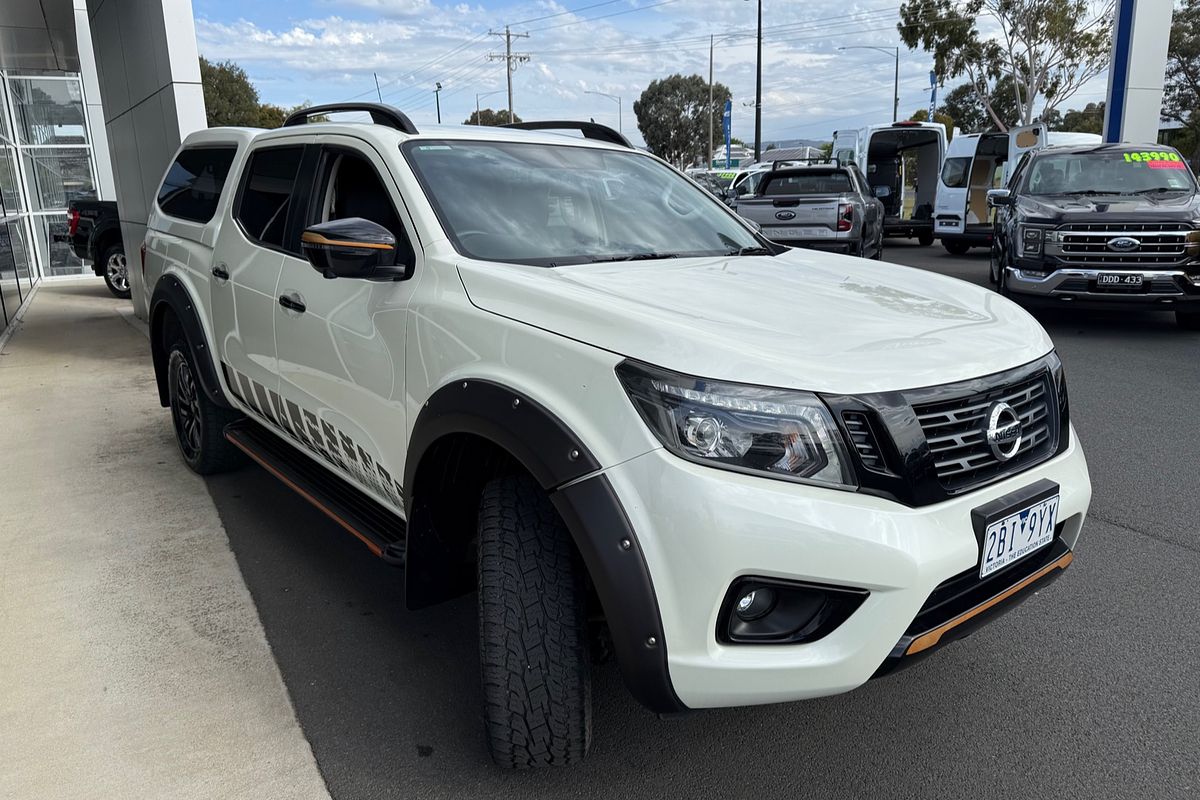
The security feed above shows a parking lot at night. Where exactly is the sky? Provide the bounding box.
[190,0,1116,148]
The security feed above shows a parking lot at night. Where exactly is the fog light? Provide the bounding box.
[1021,269,1048,278]
[735,588,776,621]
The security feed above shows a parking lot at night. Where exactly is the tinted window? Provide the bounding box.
[236,146,304,249]
[762,172,852,195]
[940,157,971,188]
[157,147,236,223]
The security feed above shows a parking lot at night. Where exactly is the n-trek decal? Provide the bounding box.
[221,362,404,507]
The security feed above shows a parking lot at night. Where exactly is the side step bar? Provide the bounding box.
[224,419,406,565]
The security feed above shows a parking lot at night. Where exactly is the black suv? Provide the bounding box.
[988,143,1200,330]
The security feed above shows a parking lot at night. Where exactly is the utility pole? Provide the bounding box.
[434,82,443,124]
[373,72,382,103]
[488,26,530,124]
[754,0,762,161]
[709,34,714,169]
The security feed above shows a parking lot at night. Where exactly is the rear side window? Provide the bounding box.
[156,147,236,223]
[235,146,304,250]
[940,157,971,188]
[762,172,851,195]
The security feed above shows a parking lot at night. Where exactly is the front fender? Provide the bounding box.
[149,273,232,409]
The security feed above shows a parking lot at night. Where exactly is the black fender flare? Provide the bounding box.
[148,274,233,410]
[404,379,686,714]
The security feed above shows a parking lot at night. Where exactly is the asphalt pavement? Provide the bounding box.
[205,241,1200,799]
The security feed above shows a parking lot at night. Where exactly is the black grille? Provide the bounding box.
[1054,222,1193,267]
[912,370,1056,492]
[842,411,886,472]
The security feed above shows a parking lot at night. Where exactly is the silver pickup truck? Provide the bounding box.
[733,162,885,258]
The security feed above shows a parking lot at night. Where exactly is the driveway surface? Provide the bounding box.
[205,241,1200,799]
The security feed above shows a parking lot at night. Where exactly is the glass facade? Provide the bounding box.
[0,69,104,326]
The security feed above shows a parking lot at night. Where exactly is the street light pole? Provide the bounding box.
[475,89,506,125]
[434,82,442,124]
[754,0,762,161]
[838,45,900,122]
[584,90,622,136]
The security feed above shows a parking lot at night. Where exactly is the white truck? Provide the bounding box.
[141,104,1091,769]
[832,120,947,246]
[933,125,1103,254]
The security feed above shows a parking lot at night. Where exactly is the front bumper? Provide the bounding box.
[1006,266,1200,309]
[603,429,1090,709]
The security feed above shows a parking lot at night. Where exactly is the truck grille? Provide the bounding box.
[1054,222,1193,267]
[912,371,1056,492]
[842,411,886,472]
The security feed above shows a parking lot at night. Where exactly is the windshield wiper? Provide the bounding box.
[1124,187,1185,195]
[1058,189,1118,196]
[586,252,681,263]
[726,246,775,256]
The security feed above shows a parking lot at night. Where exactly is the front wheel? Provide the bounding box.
[167,341,243,474]
[944,239,970,256]
[989,244,1012,297]
[101,244,131,299]
[1177,310,1200,330]
[478,474,592,768]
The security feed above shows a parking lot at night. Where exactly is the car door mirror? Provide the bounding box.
[300,218,411,280]
[987,188,1013,207]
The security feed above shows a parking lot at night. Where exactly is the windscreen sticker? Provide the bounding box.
[1122,151,1184,165]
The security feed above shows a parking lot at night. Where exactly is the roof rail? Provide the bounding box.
[502,120,632,148]
[770,157,838,171]
[282,102,419,134]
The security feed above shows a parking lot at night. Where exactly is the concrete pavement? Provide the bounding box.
[0,281,330,799]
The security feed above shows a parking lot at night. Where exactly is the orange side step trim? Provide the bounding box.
[906,550,1074,655]
[226,433,384,558]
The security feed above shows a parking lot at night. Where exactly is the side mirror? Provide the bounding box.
[300,218,410,280]
[872,185,891,198]
[987,189,1013,207]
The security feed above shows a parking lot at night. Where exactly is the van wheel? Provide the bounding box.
[944,240,970,256]
[917,230,935,246]
[1177,311,1200,330]
[101,244,131,299]
[167,340,244,475]
[478,474,592,768]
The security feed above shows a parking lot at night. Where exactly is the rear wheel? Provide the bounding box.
[917,230,935,246]
[101,244,131,299]
[944,239,970,256]
[478,474,592,768]
[167,340,243,475]
[1177,310,1200,330]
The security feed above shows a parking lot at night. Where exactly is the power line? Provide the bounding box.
[527,0,683,33]
[508,0,627,27]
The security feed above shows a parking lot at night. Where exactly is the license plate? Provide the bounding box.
[1096,273,1144,289]
[770,226,830,239]
[979,495,1060,578]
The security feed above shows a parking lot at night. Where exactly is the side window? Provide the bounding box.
[235,146,304,251]
[312,148,415,265]
[1008,152,1031,189]
[157,147,236,223]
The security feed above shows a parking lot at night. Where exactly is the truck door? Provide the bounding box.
[271,135,422,512]
[211,138,313,426]
[1005,124,1045,185]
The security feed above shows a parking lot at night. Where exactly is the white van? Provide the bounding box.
[832,121,947,245]
[933,125,1102,254]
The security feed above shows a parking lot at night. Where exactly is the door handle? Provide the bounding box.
[211,264,229,281]
[278,292,307,314]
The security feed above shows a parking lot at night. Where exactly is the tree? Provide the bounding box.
[898,0,1113,131]
[1057,102,1104,134]
[1165,0,1200,163]
[937,79,1022,133]
[634,74,731,167]
[200,57,263,127]
[909,108,955,140]
[463,108,522,126]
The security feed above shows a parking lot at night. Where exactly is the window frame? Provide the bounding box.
[155,144,238,225]
[231,142,310,256]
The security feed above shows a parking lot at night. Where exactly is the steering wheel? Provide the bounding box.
[661,181,700,219]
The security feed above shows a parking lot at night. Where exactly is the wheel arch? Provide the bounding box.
[149,273,233,410]
[403,379,685,714]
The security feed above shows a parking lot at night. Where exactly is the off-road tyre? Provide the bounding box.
[1177,310,1200,331]
[167,339,244,475]
[478,473,592,768]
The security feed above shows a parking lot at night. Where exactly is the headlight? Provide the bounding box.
[615,360,856,488]
[1020,225,1044,255]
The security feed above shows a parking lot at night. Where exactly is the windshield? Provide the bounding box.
[403,140,762,266]
[1023,149,1197,195]
[762,171,852,195]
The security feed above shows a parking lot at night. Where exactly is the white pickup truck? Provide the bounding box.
[141,104,1091,768]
